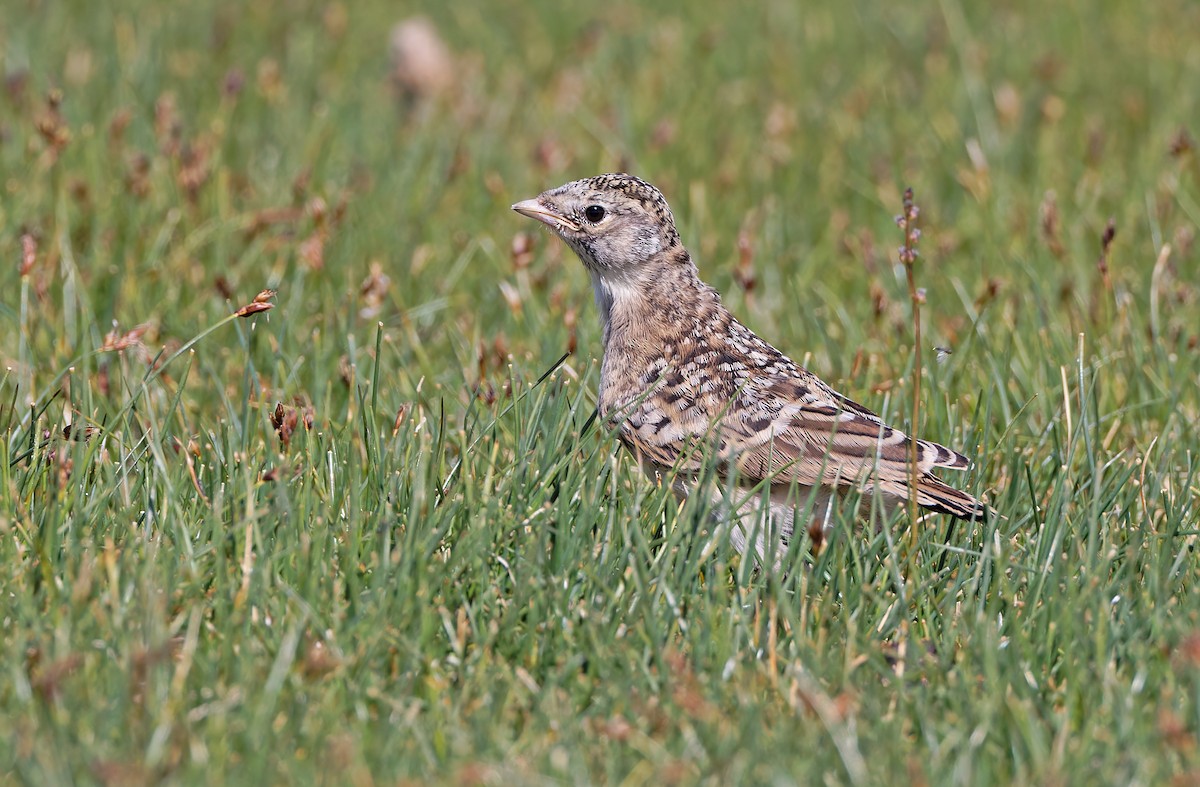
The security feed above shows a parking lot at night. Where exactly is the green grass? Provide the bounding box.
[2,0,1199,783]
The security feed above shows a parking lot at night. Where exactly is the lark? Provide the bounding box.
[513,173,985,563]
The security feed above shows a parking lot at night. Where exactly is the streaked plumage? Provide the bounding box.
[513,173,985,564]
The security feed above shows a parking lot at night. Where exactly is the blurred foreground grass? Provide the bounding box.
[1,0,1199,783]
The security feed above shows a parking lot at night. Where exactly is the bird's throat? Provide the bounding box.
[589,268,646,343]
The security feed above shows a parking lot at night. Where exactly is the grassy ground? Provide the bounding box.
[2,0,1199,783]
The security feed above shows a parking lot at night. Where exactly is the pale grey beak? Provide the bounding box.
[511,198,579,232]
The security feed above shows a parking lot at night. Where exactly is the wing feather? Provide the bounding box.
[615,374,984,519]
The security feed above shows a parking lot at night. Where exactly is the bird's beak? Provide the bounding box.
[511,198,580,232]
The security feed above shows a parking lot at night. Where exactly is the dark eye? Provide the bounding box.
[583,205,606,223]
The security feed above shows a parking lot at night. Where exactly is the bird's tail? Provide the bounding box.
[875,473,989,520]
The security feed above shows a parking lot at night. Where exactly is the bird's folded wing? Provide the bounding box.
[725,396,968,488]
[619,378,970,491]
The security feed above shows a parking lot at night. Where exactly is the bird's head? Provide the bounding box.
[511,173,682,274]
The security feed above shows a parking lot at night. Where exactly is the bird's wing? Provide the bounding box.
[616,374,984,517]
[725,378,969,484]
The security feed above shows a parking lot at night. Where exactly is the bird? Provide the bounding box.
[512,173,985,565]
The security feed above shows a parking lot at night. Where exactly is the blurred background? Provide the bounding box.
[3,0,1196,408]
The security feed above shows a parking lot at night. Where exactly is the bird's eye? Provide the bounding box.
[583,205,606,223]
